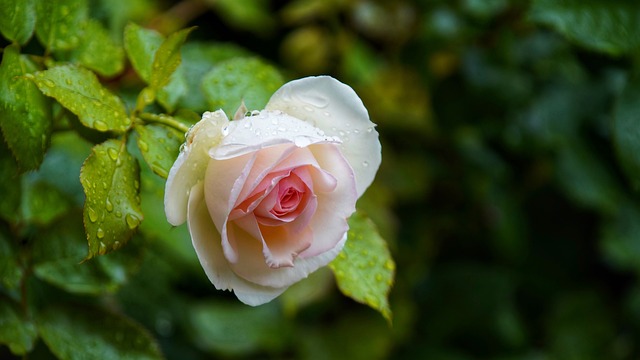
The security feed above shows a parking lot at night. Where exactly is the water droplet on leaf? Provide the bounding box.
[97,228,105,239]
[94,120,108,132]
[87,207,98,222]
[125,214,141,229]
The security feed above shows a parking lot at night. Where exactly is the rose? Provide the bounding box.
[164,76,381,306]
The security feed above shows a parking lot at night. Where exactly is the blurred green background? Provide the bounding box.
[4,0,640,359]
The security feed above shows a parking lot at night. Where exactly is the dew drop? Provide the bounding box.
[354,129,360,134]
[299,92,329,108]
[107,147,118,161]
[115,210,122,218]
[277,127,286,132]
[375,274,383,281]
[134,180,140,190]
[105,198,113,212]
[65,78,72,86]
[87,207,98,222]
[43,79,55,87]
[323,111,331,117]
[384,260,395,270]
[338,130,345,137]
[221,126,229,136]
[367,127,374,133]
[271,118,279,125]
[94,120,108,132]
[362,161,369,167]
[97,228,105,239]
[251,110,260,116]
[303,105,314,112]
[243,122,251,129]
[138,140,149,152]
[125,214,141,229]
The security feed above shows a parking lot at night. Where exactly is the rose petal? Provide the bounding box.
[165,110,229,226]
[298,144,357,258]
[210,111,339,161]
[266,76,381,197]
[187,181,286,306]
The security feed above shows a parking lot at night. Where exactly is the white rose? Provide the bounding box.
[164,76,381,305]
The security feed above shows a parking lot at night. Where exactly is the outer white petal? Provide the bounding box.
[266,76,381,197]
[165,110,229,226]
[187,181,286,306]
[209,110,340,161]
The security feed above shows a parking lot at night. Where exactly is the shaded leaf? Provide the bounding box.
[149,26,195,91]
[20,180,72,226]
[0,140,21,222]
[135,123,182,179]
[0,45,52,171]
[614,77,640,191]
[210,0,275,34]
[70,19,125,77]
[0,0,36,44]
[0,298,37,355]
[31,65,130,133]
[178,42,250,112]
[32,212,143,294]
[202,57,283,116]
[601,201,640,273]
[37,304,163,360]
[80,139,143,259]
[329,211,395,322]
[0,230,22,290]
[188,301,288,356]
[529,0,640,55]
[34,0,88,51]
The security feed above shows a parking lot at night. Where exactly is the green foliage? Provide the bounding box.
[202,57,284,115]
[0,0,36,45]
[135,124,182,179]
[70,20,125,77]
[0,299,37,355]
[0,45,51,171]
[31,65,130,133]
[80,139,142,259]
[37,304,163,360]
[529,0,640,55]
[35,0,88,52]
[330,211,395,322]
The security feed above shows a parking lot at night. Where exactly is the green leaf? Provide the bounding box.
[123,22,163,83]
[211,0,275,34]
[178,42,250,112]
[37,304,163,360]
[202,57,283,116]
[614,77,640,191]
[21,180,72,226]
[157,67,187,113]
[34,0,88,52]
[0,298,37,355]
[149,26,196,91]
[135,123,182,179]
[188,301,288,356]
[329,211,395,322]
[32,212,143,294]
[0,141,21,222]
[0,45,52,171]
[0,0,36,44]
[0,230,23,290]
[529,0,640,55]
[80,139,143,259]
[31,65,130,133]
[601,201,640,272]
[70,19,125,77]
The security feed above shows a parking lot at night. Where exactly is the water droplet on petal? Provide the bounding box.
[299,92,329,108]
[354,129,360,134]
[362,161,369,167]
[303,105,314,112]
[367,127,374,133]
[221,126,229,136]
[294,136,312,147]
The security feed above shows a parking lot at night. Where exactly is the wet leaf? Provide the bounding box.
[135,123,183,179]
[329,211,395,322]
[70,19,125,77]
[0,45,52,171]
[202,57,283,116]
[37,304,163,360]
[0,141,21,222]
[0,230,22,290]
[149,26,195,91]
[123,22,163,83]
[0,298,37,355]
[0,0,36,44]
[31,65,130,133]
[34,0,88,52]
[80,139,143,259]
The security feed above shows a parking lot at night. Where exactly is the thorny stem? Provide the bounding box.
[138,113,190,134]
